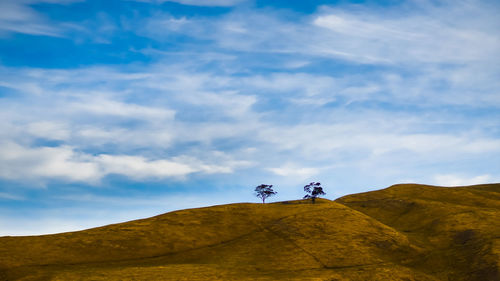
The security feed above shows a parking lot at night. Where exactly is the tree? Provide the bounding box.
[254,184,277,204]
[303,182,326,204]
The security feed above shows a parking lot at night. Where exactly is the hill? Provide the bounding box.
[0,183,499,280]
[336,183,500,281]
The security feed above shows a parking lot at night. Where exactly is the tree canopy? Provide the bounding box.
[303,182,326,203]
[254,184,277,204]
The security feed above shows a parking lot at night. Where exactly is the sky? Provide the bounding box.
[0,0,499,236]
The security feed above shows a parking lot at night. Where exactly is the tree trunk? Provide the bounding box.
[262,198,265,204]
[312,197,316,204]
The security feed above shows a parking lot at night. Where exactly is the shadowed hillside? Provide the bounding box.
[1,183,499,280]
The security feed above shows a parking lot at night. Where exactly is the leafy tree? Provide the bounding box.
[254,184,277,204]
[303,182,326,204]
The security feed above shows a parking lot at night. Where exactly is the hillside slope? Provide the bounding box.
[336,183,500,281]
[1,183,499,280]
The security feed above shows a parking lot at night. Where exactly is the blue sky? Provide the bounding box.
[0,0,499,235]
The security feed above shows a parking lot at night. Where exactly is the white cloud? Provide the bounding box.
[23,0,84,4]
[268,164,319,180]
[0,141,242,183]
[0,142,100,182]
[0,0,81,36]
[76,127,174,149]
[311,3,500,65]
[173,153,254,174]
[250,117,500,182]
[240,73,336,97]
[73,98,176,121]
[96,154,196,179]
[283,60,310,69]
[139,1,499,67]
[138,0,245,6]
[25,121,70,141]
[433,174,494,187]
[157,16,190,31]
[314,14,413,40]
[0,192,24,200]
[180,90,257,119]
[133,2,500,109]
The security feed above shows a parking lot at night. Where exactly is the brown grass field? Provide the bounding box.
[1,183,499,280]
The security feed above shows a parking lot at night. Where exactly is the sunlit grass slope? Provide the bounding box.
[1,183,498,280]
[336,183,500,281]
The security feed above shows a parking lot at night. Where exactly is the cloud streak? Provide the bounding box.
[0,0,81,36]
[149,0,246,6]
[0,141,242,183]
[433,174,495,187]
[137,0,500,65]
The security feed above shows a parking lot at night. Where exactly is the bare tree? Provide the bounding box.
[303,182,326,204]
[254,184,277,204]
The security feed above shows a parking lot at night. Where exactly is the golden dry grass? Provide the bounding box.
[1,183,499,280]
[336,183,500,281]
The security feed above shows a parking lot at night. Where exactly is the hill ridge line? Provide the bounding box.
[2,183,499,281]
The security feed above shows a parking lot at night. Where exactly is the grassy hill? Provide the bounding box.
[336,183,500,281]
[1,183,499,281]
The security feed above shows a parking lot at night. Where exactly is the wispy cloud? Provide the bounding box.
[135,1,500,108]
[73,98,176,121]
[134,0,246,7]
[137,1,499,65]
[268,164,320,180]
[0,192,24,200]
[311,1,500,64]
[433,174,495,187]
[0,0,82,36]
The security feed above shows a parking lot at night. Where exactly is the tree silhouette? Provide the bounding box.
[254,184,277,204]
[303,182,326,204]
